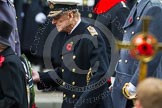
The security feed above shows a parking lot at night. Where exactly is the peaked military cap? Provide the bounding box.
[47,0,79,17]
[0,20,13,46]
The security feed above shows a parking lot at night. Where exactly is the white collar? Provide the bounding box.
[69,18,81,34]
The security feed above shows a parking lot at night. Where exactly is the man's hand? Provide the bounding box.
[32,70,40,83]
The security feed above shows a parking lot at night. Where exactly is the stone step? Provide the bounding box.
[34,86,63,108]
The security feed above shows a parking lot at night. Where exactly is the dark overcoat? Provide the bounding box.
[0,47,28,108]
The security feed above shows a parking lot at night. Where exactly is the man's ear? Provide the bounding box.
[135,100,143,108]
[68,11,74,19]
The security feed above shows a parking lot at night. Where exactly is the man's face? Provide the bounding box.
[52,12,71,32]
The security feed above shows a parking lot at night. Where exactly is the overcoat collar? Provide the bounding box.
[0,47,15,57]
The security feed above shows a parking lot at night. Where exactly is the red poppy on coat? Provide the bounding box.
[66,43,73,51]
[129,17,133,23]
[0,55,5,67]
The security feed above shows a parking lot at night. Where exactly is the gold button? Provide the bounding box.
[73,55,76,60]
[125,60,128,63]
[15,28,18,31]
[63,94,66,98]
[62,82,65,86]
[72,81,75,85]
[16,16,18,19]
[137,17,140,20]
[62,69,64,73]
[131,31,135,35]
[72,68,76,72]
[70,41,74,44]
[119,59,122,63]
[61,56,64,60]
[72,94,76,98]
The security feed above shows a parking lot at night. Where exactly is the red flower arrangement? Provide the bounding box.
[0,55,5,67]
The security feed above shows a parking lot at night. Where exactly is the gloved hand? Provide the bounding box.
[122,82,137,99]
[35,12,46,24]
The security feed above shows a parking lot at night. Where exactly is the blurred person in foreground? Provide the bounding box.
[135,78,162,108]
[0,20,28,108]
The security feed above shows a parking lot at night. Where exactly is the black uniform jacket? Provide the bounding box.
[37,21,113,108]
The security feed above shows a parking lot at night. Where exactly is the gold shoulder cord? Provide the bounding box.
[86,68,93,85]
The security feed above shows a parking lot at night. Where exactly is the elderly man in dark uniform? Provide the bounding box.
[0,20,28,108]
[112,0,162,108]
[32,0,113,108]
[0,0,21,56]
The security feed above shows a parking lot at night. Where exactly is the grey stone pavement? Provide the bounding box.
[35,86,63,108]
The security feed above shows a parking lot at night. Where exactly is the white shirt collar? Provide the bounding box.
[69,18,81,34]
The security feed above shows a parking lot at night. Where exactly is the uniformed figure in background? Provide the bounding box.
[0,0,21,56]
[14,0,24,36]
[0,20,28,108]
[32,0,113,108]
[94,0,129,41]
[77,0,96,19]
[112,0,162,108]
[93,0,130,63]
[21,0,46,55]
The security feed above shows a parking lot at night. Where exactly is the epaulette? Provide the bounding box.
[87,26,98,36]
